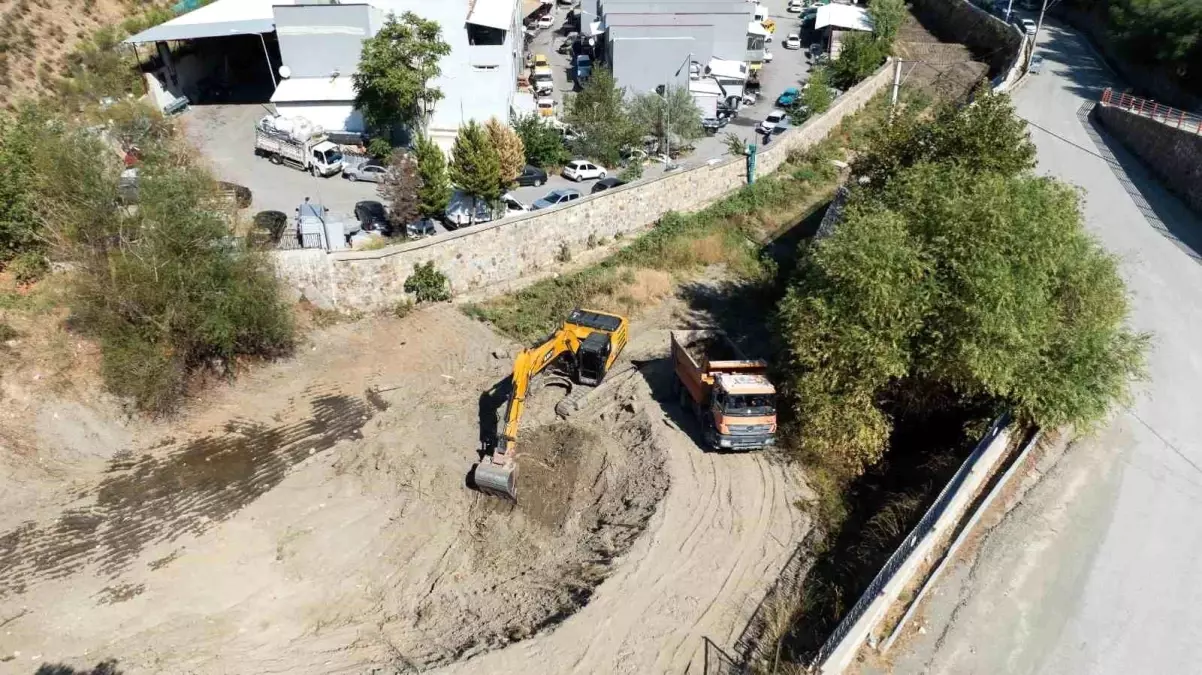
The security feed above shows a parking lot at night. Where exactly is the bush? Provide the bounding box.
[219,182,253,209]
[253,210,288,243]
[7,250,48,284]
[367,137,393,160]
[557,242,572,263]
[0,321,17,342]
[617,162,643,182]
[403,261,451,303]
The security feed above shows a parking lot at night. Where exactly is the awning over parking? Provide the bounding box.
[123,0,298,44]
[815,4,873,32]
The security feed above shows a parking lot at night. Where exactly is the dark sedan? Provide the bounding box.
[515,164,548,187]
[590,176,625,194]
[354,200,390,234]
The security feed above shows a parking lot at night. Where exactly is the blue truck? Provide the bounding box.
[575,54,593,82]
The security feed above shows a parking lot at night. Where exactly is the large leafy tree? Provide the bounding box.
[353,13,451,134]
[627,85,703,155]
[448,121,502,220]
[563,68,641,166]
[852,88,1036,189]
[777,92,1145,477]
[414,136,451,221]
[512,113,570,168]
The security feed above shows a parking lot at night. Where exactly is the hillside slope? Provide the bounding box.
[0,0,158,106]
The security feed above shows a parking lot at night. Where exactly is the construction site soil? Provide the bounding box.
[0,303,808,674]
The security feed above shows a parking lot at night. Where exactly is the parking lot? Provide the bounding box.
[521,0,816,181]
[182,103,391,232]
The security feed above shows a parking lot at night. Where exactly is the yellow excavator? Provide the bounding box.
[474,309,630,500]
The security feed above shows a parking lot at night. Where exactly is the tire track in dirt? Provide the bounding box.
[0,389,383,599]
[430,378,807,675]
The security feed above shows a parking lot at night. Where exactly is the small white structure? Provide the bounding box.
[814,4,874,58]
[270,76,364,137]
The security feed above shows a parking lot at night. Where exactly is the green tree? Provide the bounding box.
[512,113,570,168]
[0,107,44,264]
[852,88,1036,189]
[627,85,703,155]
[798,67,835,122]
[777,163,1146,476]
[380,149,420,231]
[564,68,641,166]
[448,121,502,221]
[353,13,451,134]
[414,136,451,221]
[829,33,887,90]
[868,0,906,44]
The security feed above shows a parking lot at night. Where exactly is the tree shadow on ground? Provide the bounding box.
[33,661,121,675]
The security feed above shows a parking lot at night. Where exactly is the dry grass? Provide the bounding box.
[0,0,156,106]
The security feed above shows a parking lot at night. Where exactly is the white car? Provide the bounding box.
[1021,18,1036,35]
[537,14,555,29]
[784,34,802,50]
[757,109,788,135]
[763,49,774,63]
[787,0,804,12]
[562,159,607,181]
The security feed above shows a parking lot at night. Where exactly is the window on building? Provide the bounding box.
[467,23,505,46]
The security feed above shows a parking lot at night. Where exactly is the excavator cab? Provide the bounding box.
[577,331,613,385]
[473,308,629,500]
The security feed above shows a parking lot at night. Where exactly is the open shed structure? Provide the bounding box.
[124,0,295,107]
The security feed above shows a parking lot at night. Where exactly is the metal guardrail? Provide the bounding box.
[809,413,1011,668]
[1101,88,1202,136]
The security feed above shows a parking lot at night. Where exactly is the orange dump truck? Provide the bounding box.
[670,330,777,450]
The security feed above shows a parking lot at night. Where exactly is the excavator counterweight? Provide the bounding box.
[473,309,629,500]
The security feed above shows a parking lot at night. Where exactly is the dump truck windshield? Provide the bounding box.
[724,394,775,416]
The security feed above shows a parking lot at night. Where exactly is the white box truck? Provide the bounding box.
[254,116,344,177]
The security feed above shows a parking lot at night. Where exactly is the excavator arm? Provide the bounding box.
[474,329,579,500]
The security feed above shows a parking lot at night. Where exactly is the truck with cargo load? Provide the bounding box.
[254,115,344,177]
[670,330,777,450]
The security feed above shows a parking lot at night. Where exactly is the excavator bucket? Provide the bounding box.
[474,460,518,500]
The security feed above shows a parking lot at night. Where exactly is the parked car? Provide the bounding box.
[532,188,583,209]
[784,34,802,50]
[516,164,548,187]
[763,48,774,63]
[1028,54,1045,74]
[787,0,804,12]
[406,218,437,238]
[354,200,390,234]
[776,87,800,107]
[1021,18,1037,35]
[562,159,607,181]
[536,14,554,29]
[537,96,556,117]
[741,91,759,106]
[533,53,549,69]
[575,54,593,81]
[591,177,625,194]
[344,159,389,183]
[758,109,789,135]
[500,192,530,215]
[556,39,573,54]
[702,114,731,135]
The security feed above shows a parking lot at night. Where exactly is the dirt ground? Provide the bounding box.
[0,296,809,674]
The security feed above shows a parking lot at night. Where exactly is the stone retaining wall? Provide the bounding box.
[272,63,896,311]
[1094,103,1202,217]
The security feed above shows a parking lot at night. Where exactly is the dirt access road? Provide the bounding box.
[0,302,807,674]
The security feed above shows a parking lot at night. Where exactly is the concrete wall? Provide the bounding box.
[275,4,374,79]
[909,0,1022,79]
[272,63,896,311]
[1093,103,1202,217]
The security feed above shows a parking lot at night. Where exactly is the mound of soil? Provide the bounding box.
[402,376,670,667]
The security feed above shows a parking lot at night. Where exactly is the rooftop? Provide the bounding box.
[124,0,298,44]
[467,0,515,30]
[815,4,873,32]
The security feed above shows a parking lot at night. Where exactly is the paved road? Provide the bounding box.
[884,18,1202,675]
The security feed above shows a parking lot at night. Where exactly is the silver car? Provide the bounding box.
[343,160,390,183]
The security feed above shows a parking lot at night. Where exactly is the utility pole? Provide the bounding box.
[1004,0,1015,23]
[890,58,902,112]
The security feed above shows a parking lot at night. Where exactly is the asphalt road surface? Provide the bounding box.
[883,18,1202,675]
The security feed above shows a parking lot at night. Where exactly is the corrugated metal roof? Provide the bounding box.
[123,0,296,44]
[270,76,357,103]
[815,4,873,32]
[467,0,515,30]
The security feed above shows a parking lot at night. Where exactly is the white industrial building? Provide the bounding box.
[125,0,525,151]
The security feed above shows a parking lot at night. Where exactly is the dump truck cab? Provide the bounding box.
[708,373,777,450]
[671,329,778,451]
